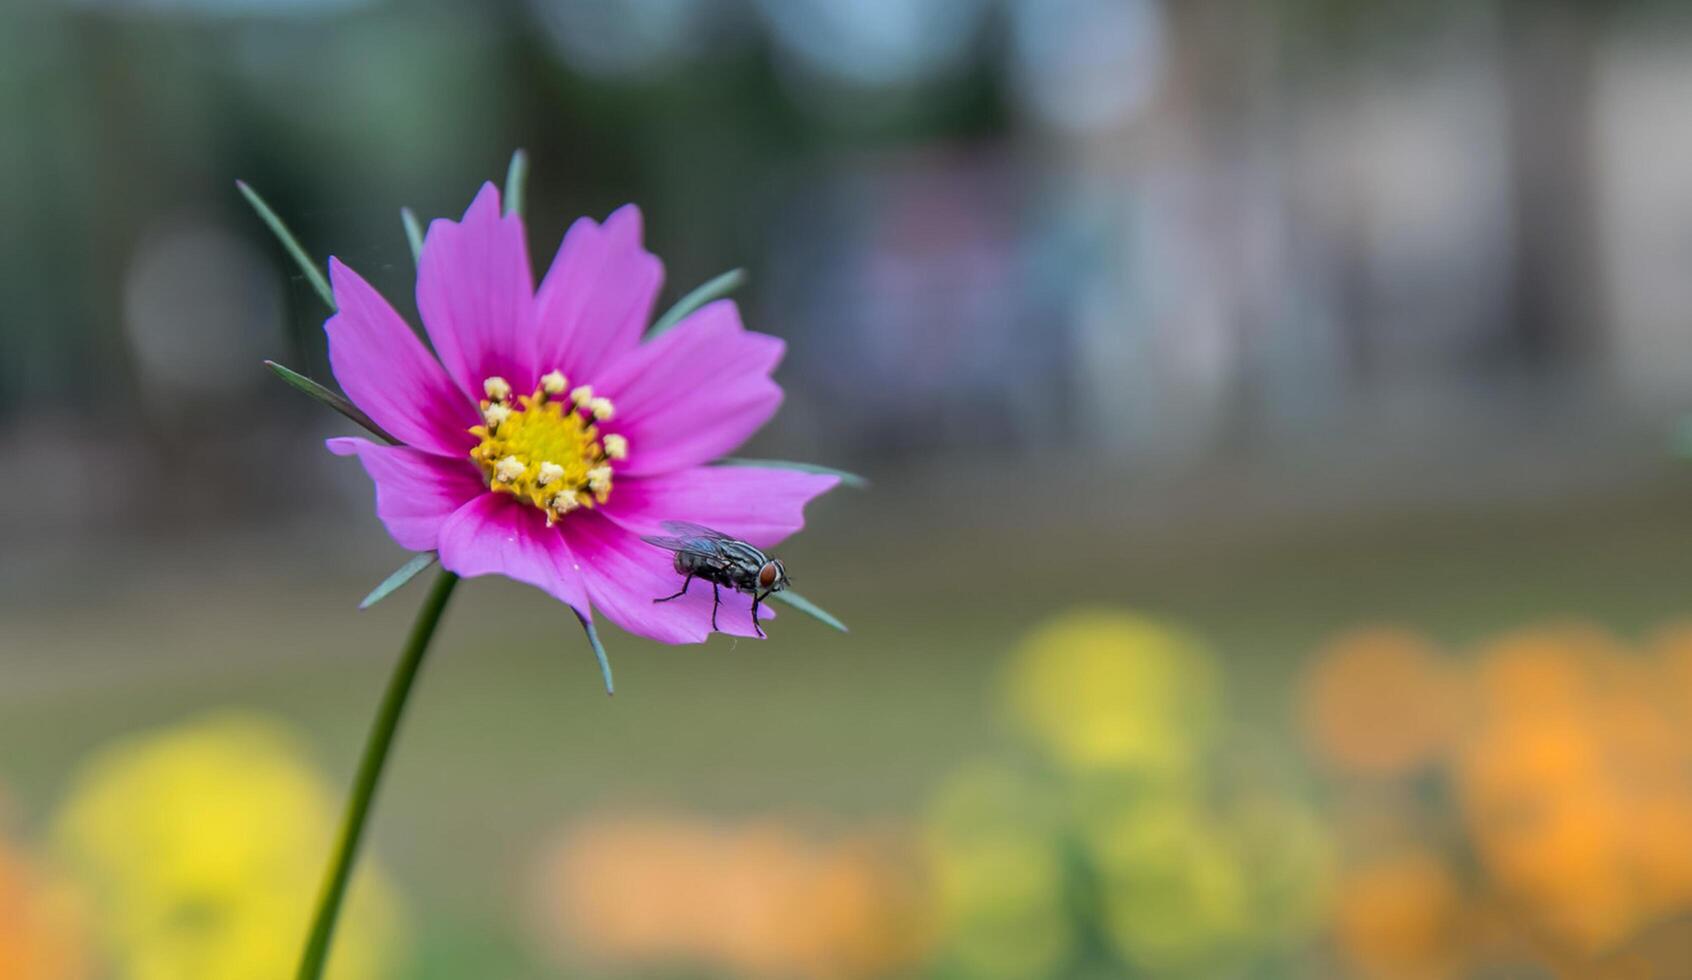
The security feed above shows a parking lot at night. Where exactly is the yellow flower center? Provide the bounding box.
[468,373,626,524]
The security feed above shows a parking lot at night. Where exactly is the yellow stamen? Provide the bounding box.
[586,465,612,503]
[545,490,582,526]
[469,377,621,518]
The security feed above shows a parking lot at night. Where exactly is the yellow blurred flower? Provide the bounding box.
[533,811,927,980]
[1333,849,1468,980]
[1229,793,1336,951]
[1002,610,1218,776]
[1089,799,1249,975]
[921,610,1340,976]
[0,815,89,980]
[50,712,406,980]
[1300,627,1464,778]
[925,764,1072,979]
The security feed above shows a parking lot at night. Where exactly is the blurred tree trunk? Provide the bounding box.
[1499,0,1602,368]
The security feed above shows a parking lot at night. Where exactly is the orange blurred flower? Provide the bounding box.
[529,813,928,979]
[0,823,88,980]
[1647,621,1692,733]
[1301,627,1464,777]
[1333,849,1468,980]
[1471,623,1631,717]
[1457,623,1692,955]
[1305,618,1692,971]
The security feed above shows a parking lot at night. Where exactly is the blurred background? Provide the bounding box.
[6,0,1692,977]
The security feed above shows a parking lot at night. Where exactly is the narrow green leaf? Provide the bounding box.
[264,360,397,444]
[360,553,438,610]
[576,611,614,695]
[717,457,868,489]
[236,180,335,311]
[504,149,529,218]
[401,207,426,268]
[771,589,848,632]
[647,268,747,339]
[393,209,438,352]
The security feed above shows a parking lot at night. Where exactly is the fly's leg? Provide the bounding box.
[711,583,721,631]
[751,589,769,639]
[654,574,694,603]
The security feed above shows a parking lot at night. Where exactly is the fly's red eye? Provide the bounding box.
[758,562,779,588]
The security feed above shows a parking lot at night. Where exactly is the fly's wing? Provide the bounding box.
[655,521,769,575]
[641,521,738,560]
[639,533,712,553]
[657,520,735,541]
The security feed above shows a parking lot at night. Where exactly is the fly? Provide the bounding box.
[641,520,790,637]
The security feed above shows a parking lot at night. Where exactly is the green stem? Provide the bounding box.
[296,570,459,980]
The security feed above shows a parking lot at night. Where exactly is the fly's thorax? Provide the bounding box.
[717,540,767,569]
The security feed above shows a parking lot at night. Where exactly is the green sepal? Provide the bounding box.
[576,611,614,695]
[716,457,868,489]
[236,180,335,311]
[264,360,397,444]
[771,589,848,632]
[360,553,439,610]
[647,268,747,339]
[401,207,426,267]
[504,149,529,218]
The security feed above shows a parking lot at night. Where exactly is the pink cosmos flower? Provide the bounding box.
[325,183,837,643]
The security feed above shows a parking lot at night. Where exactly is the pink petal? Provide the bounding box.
[325,259,478,458]
[604,465,838,549]
[328,438,483,552]
[592,300,784,477]
[417,182,537,398]
[532,204,663,382]
[435,493,589,613]
[568,510,772,644]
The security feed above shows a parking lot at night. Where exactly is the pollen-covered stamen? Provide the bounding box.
[586,465,613,503]
[468,373,627,520]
